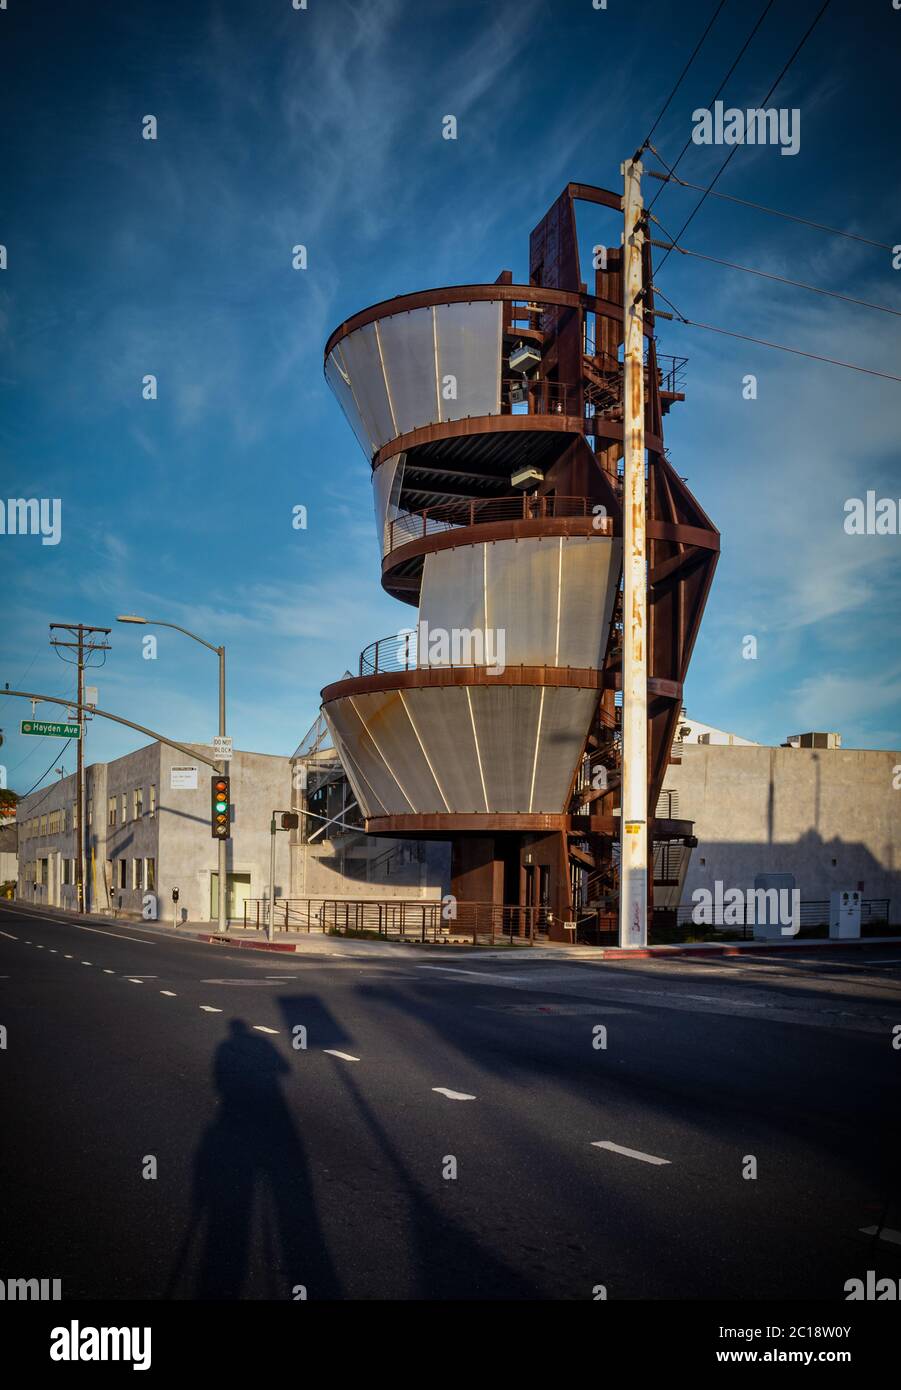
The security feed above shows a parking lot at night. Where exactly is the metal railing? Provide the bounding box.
[669,897,891,939]
[385,493,599,558]
[242,896,543,945]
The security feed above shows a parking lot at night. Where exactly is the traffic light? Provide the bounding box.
[211,775,231,840]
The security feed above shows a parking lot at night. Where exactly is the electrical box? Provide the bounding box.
[509,343,541,373]
[829,890,861,939]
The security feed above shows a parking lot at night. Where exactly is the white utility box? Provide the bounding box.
[829,890,861,939]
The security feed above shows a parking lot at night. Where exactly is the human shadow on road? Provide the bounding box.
[166,1018,341,1300]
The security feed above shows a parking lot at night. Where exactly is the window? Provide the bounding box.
[145,858,155,891]
[118,859,127,889]
[87,798,93,828]
[48,810,60,835]
[133,787,143,820]
[133,858,143,890]
[62,858,71,885]
[149,784,156,818]
[120,793,126,824]
[40,814,47,836]
[108,796,117,828]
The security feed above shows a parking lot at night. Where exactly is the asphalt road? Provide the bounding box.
[1,900,898,1301]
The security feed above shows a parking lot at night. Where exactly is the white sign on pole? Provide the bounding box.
[212,736,233,760]
[170,765,198,790]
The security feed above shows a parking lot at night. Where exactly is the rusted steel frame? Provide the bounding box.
[373,417,667,472]
[322,664,606,704]
[324,283,656,360]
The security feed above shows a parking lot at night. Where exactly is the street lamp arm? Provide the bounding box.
[3,690,224,772]
[131,620,221,655]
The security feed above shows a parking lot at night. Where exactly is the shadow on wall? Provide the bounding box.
[682,829,899,923]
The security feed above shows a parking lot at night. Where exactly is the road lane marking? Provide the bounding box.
[73,924,157,944]
[199,1005,222,1013]
[323,1049,360,1062]
[49,949,57,954]
[64,954,73,959]
[0,931,20,940]
[103,969,115,974]
[81,961,92,965]
[860,1225,901,1245]
[418,966,533,982]
[432,1087,476,1101]
[591,1141,671,1165]
[160,991,177,997]
[253,1025,279,1035]
[126,978,143,984]
[35,945,45,949]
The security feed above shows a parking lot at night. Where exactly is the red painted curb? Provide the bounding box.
[195,934,297,953]
[598,939,899,960]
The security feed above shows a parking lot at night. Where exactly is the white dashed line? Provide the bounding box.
[199,1005,222,1013]
[418,966,530,982]
[49,949,57,954]
[0,931,19,940]
[432,1087,476,1101]
[126,978,143,984]
[323,1049,360,1062]
[860,1225,901,1246]
[103,969,115,974]
[81,961,92,966]
[72,924,157,944]
[160,991,177,997]
[591,1141,671,1166]
[64,955,73,959]
[35,945,44,950]
[253,1025,279,1034]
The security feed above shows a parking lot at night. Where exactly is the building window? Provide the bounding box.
[40,814,47,836]
[133,787,143,820]
[62,858,71,885]
[149,784,156,817]
[145,858,155,890]
[87,798,93,828]
[120,793,126,824]
[108,796,117,828]
[118,859,127,890]
[133,858,143,890]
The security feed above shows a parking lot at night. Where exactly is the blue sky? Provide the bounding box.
[2,0,900,798]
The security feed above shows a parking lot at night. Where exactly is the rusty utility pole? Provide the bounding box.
[619,155,649,948]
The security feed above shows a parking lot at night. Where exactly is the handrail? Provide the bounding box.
[384,493,601,560]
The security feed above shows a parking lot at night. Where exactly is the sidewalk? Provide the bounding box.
[5,899,900,962]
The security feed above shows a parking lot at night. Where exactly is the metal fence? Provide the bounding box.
[385,494,598,558]
[242,897,542,946]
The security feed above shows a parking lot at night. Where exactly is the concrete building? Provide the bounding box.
[660,733,901,925]
[16,743,291,923]
[0,823,17,888]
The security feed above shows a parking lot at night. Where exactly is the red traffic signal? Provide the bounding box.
[211,775,231,840]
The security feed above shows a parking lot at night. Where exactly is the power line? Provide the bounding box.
[18,741,74,801]
[640,0,730,151]
[655,0,833,272]
[652,286,901,383]
[649,226,901,317]
[647,0,776,212]
[646,169,893,251]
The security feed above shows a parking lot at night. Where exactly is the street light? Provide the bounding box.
[117,614,229,934]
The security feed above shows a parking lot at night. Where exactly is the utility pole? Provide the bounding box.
[49,624,111,914]
[618,155,649,949]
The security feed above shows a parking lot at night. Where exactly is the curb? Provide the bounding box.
[596,937,901,960]
[195,934,298,953]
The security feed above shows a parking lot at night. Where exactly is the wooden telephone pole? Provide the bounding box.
[48,623,111,912]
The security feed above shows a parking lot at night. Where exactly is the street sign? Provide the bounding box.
[21,720,81,739]
[212,736,233,760]
[170,765,198,790]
